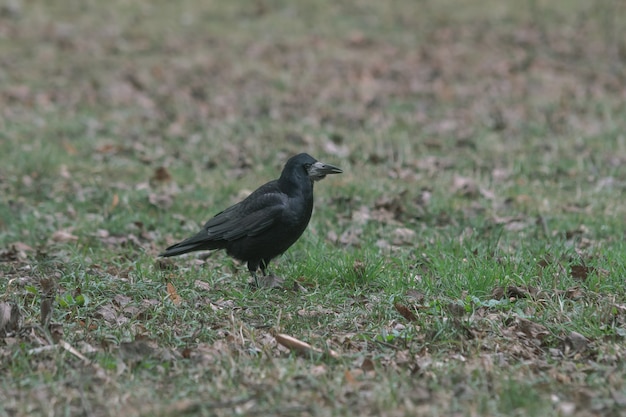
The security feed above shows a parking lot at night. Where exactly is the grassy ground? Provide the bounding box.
[1,0,626,416]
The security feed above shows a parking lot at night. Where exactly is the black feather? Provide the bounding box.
[160,153,342,281]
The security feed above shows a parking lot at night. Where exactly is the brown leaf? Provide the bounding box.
[565,331,589,353]
[40,298,53,328]
[110,193,119,211]
[96,304,125,324]
[570,264,593,281]
[274,332,339,359]
[373,193,407,222]
[0,302,20,336]
[113,294,132,308]
[167,282,182,305]
[148,193,173,209]
[151,166,172,183]
[452,175,479,198]
[492,285,536,300]
[194,280,212,291]
[394,302,417,322]
[446,302,466,317]
[40,277,56,329]
[344,369,358,385]
[61,140,78,155]
[119,340,157,362]
[181,347,193,359]
[405,289,425,303]
[338,228,362,247]
[392,227,416,245]
[51,229,78,243]
[565,225,589,240]
[0,242,32,261]
[360,357,375,372]
[515,317,549,340]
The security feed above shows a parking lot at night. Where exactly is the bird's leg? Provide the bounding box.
[260,259,270,276]
[251,271,259,288]
[248,261,260,288]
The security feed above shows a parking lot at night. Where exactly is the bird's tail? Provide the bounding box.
[159,232,223,257]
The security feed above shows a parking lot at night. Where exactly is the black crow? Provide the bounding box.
[160,153,342,286]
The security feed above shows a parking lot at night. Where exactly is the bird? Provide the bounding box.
[160,153,343,287]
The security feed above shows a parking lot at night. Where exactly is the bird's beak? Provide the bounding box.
[308,161,343,181]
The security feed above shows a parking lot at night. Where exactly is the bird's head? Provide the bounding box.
[280,153,343,188]
[306,159,343,181]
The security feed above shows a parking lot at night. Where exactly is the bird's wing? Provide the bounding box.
[203,186,286,241]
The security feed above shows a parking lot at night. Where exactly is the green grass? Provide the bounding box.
[1,0,626,416]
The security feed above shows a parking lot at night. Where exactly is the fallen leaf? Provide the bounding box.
[152,166,172,183]
[394,303,417,322]
[0,302,20,336]
[452,175,479,198]
[405,289,425,302]
[110,193,119,211]
[515,317,549,340]
[194,280,212,291]
[361,357,375,372]
[344,369,357,385]
[274,332,339,359]
[119,340,157,362]
[565,331,589,353]
[491,285,536,300]
[149,193,173,209]
[0,242,32,261]
[51,229,78,243]
[61,140,78,155]
[570,264,593,281]
[167,282,182,305]
[446,302,466,317]
[392,227,416,245]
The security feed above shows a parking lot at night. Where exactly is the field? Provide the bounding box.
[1,1,626,416]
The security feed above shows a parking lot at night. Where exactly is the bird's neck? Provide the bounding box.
[279,176,314,198]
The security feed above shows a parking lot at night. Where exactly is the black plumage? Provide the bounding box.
[160,153,342,284]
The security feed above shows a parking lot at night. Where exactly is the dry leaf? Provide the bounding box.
[0,302,20,335]
[452,175,479,198]
[274,333,339,359]
[515,317,549,340]
[167,282,182,305]
[194,280,212,291]
[110,193,119,211]
[565,331,589,353]
[570,264,593,281]
[152,166,172,183]
[344,369,358,385]
[361,357,375,372]
[61,140,78,155]
[491,285,536,300]
[394,303,417,322]
[51,229,78,243]
[149,193,173,209]
[392,227,416,245]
